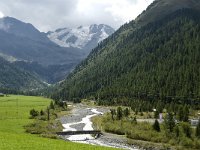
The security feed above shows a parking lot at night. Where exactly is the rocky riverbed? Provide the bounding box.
[59,103,139,150]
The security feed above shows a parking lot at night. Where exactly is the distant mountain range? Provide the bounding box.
[47,24,115,56]
[0,17,114,88]
[0,17,83,66]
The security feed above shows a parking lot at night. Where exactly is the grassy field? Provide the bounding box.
[0,95,116,150]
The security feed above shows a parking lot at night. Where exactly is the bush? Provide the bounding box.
[49,101,55,109]
[180,122,192,138]
[124,108,130,117]
[40,110,45,116]
[30,109,39,118]
[153,119,160,132]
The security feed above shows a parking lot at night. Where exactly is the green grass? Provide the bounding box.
[93,112,200,149]
[0,95,116,150]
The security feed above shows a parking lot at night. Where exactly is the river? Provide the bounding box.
[59,104,138,150]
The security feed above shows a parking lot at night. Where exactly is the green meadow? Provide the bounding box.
[0,95,116,150]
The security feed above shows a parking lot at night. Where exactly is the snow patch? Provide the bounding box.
[47,24,113,49]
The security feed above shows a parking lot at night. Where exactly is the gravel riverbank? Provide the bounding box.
[59,103,139,150]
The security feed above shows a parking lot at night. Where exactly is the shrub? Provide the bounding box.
[110,109,116,121]
[153,119,160,132]
[49,101,55,109]
[40,110,45,116]
[180,122,192,138]
[124,108,130,117]
[30,109,39,118]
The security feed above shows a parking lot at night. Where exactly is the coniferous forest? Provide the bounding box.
[52,9,200,109]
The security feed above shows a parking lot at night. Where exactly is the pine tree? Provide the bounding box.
[153,119,160,132]
[165,113,175,132]
[178,106,184,121]
[117,107,123,120]
[183,105,189,122]
[154,111,159,119]
[174,125,180,138]
[124,108,130,117]
[40,110,45,116]
[196,119,200,138]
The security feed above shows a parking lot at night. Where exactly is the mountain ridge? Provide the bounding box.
[135,0,200,27]
[0,57,45,90]
[47,24,115,56]
[52,3,200,102]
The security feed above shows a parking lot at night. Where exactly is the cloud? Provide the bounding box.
[0,0,154,32]
[0,11,4,18]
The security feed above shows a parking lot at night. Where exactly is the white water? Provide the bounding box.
[62,108,138,150]
[62,108,101,141]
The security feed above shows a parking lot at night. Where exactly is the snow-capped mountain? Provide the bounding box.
[47,24,115,54]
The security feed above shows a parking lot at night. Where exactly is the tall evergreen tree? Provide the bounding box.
[117,107,123,120]
[153,119,161,132]
[196,119,200,138]
[165,113,175,132]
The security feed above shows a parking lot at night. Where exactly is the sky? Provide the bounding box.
[0,0,154,32]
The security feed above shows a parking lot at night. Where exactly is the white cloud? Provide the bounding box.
[0,0,154,32]
[0,11,4,18]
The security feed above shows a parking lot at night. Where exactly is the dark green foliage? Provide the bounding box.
[47,107,50,121]
[30,109,39,118]
[178,106,184,121]
[181,122,192,138]
[165,113,175,132]
[153,119,160,132]
[55,100,66,108]
[178,105,190,122]
[0,57,45,90]
[49,101,55,110]
[196,119,200,138]
[183,105,189,122]
[40,110,45,116]
[154,111,159,119]
[124,108,130,117]
[133,116,137,124]
[117,107,123,120]
[110,109,116,121]
[52,9,200,108]
[96,112,200,149]
[174,125,180,138]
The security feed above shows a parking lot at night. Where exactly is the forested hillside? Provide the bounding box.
[0,57,45,90]
[52,9,200,105]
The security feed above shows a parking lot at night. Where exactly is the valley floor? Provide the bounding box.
[0,95,116,150]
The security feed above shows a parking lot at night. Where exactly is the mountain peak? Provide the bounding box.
[47,24,115,54]
[0,16,46,41]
